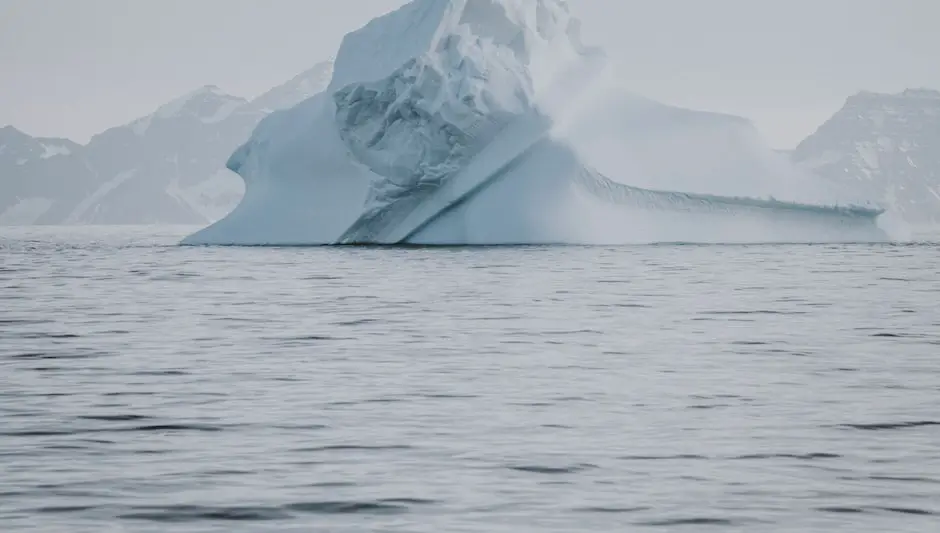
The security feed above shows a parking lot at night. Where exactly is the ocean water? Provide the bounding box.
[1,225,938,532]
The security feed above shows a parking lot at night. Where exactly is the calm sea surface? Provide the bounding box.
[1,226,938,532]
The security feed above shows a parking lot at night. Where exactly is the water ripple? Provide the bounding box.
[1,227,938,533]
[509,464,598,474]
[838,421,940,431]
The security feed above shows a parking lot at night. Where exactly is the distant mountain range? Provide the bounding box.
[0,62,332,225]
[2,72,938,232]
[792,88,940,232]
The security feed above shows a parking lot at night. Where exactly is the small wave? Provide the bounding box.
[731,453,842,460]
[12,332,81,339]
[869,475,940,484]
[334,318,384,326]
[120,505,290,522]
[270,423,329,431]
[414,393,480,399]
[8,352,103,360]
[24,366,68,372]
[32,505,98,514]
[293,444,413,453]
[198,469,257,476]
[0,319,51,326]
[121,423,228,433]
[875,506,935,516]
[363,397,408,404]
[131,370,190,376]
[269,335,348,342]
[639,517,735,526]
[817,506,936,516]
[1,423,230,437]
[817,506,865,514]
[619,455,708,461]
[77,414,154,422]
[284,499,432,515]
[0,430,78,437]
[509,463,597,474]
[576,506,651,514]
[540,329,604,336]
[837,421,940,431]
[700,310,807,316]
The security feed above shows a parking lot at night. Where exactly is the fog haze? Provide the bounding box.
[2,0,938,147]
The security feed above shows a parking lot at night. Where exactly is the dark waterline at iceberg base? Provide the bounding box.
[2,226,939,533]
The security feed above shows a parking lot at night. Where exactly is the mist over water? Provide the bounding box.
[2,226,938,532]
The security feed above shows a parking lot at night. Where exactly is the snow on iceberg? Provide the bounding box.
[182,0,888,246]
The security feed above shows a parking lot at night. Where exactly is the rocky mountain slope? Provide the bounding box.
[0,62,332,225]
[792,88,940,231]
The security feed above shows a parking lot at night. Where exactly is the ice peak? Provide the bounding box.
[0,125,29,140]
[329,0,587,93]
[248,60,335,113]
[282,62,334,98]
[326,0,603,220]
[900,88,940,100]
[154,85,245,120]
[128,85,249,135]
[847,87,940,105]
[287,61,334,85]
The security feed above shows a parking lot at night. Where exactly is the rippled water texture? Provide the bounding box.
[2,226,939,532]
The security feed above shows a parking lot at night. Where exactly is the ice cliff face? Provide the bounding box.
[792,89,940,233]
[331,0,589,212]
[185,0,887,246]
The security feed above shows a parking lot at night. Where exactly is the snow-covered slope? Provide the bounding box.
[1,61,333,225]
[0,126,79,166]
[792,89,940,234]
[184,0,887,246]
[245,62,335,115]
[0,126,84,225]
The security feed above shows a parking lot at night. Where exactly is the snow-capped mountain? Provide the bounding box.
[0,126,78,165]
[0,127,83,225]
[0,61,333,225]
[243,62,335,115]
[792,88,940,231]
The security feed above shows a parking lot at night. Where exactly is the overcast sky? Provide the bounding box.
[1,0,937,148]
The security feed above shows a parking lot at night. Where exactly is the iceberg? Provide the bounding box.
[182,0,888,246]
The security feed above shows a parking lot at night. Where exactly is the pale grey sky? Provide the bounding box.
[1,0,937,148]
